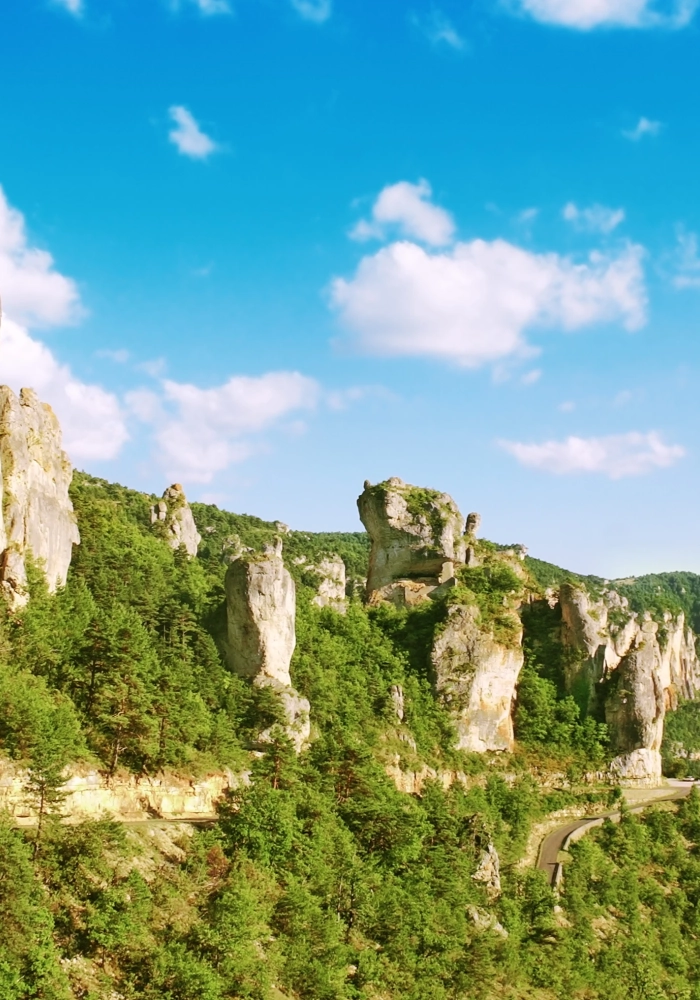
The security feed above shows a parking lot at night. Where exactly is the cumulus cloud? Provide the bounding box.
[623,116,663,140]
[291,0,332,23]
[0,187,82,327]
[562,202,625,234]
[0,316,127,462]
[351,180,455,247]
[500,431,684,477]
[168,106,218,160]
[128,371,320,482]
[513,0,697,29]
[332,238,647,367]
[672,228,700,288]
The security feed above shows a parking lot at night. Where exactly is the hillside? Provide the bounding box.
[2,465,700,999]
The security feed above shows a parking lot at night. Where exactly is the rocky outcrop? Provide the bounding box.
[472,842,501,898]
[559,583,700,782]
[605,623,666,756]
[0,759,245,825]
[308,555,346,612]
[0,386,80,606]
[358,477,468,605]
[151,484,201,557]
[225,540,309,751]
[433,604,524,752]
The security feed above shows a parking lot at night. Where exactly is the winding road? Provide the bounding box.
[537,780,697,886]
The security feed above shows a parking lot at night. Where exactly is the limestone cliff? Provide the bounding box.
[0,385,80,606]
[311,555,347,612]
[358,477,467,605]
[151,484,201,557]
[0,759,244,825]
[359,476,525,753]
[225,540,309,751]
[559,583,700,780]
[432,603,524,753]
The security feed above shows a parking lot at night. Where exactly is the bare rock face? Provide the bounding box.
[432,604,524,753]
[225,540,309,751]
[559,583,700,782]
[0,386,80,606]
[472,842,502,899]
[311,555,347,612]
[605,623,666,756]
[151,484,201,557]
[358,477,467,605]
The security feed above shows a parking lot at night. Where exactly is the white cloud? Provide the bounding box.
[332,238,646,367]
[517,207,539,224]
[53,0,83,15]
[351,180,455,247]
[96,348,130,363]
[500,431,684,478]
[168,106,218,160]
[291,0,332,23]
[0,185,126,462]
[193,0,231,12]
[128,371,320,482]
[513,0,697,29]
[0,317,127,462]
[521,368,542,385]
[414,10,466,48]
[563,201,625,234]
[623,116,663,140]
[171,0,232,14]
[672,229,700,288]
[559,400,576,412]
[0,186,82,328]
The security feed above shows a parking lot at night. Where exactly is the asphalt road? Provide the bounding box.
[537,781,697,886]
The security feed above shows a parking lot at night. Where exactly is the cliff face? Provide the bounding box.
[357,477,467,605]
[0,386,80,606]
[225,540,310,751]
[559,583,700,780]
[432,604,524,753]
[151,484,201,557]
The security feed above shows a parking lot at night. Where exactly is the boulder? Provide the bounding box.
[432,604,524,752]
[225,540,309,751]
[151,484,201,557]
[357,477,466,604]
[0,386,80,606]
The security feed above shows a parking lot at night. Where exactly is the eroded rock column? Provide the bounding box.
[358,477,466,605]
[225,540,309,751]
[151,484,201,557]
[0,386,80,606]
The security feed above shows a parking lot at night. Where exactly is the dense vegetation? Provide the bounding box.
[1,472,700,998]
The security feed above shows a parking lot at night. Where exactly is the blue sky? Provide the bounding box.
[2,0,700,576]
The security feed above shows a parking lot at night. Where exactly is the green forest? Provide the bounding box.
[2,472,700,999]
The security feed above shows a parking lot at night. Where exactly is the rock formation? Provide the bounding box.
[358,477,467,605]
[311,555,347,612]
[225,540,310,751]
[0,385,80,606]
[559,583,700,781]
[432,604,524,752]
[151,484,201,557]
[359,477,524,753]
